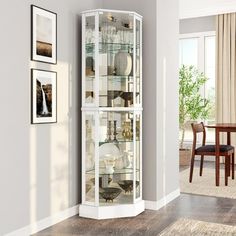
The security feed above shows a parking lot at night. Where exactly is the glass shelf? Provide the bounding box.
[85,139,139,146]
[85,183,138,206]
[86,167,140,175]
[84,92,140,107]
[86,42,140,47]
[99,139,140,146]
[86,75,136,80]
[86,43,140,54]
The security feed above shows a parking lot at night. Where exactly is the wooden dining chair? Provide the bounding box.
[189,122,234,186]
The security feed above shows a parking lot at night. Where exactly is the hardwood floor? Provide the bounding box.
[34,161,236,236]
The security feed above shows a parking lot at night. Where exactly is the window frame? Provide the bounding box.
[179,31,216,145]
[179,31,216,75]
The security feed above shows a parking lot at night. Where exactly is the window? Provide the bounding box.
[179,38,198,67]
[179,32,216,144]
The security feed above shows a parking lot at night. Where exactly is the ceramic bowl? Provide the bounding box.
[118,180,139,193]
[99,187,122,202]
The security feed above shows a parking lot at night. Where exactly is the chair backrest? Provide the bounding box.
[191,122,206,151]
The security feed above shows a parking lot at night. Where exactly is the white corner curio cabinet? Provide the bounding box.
[80,9,144,219]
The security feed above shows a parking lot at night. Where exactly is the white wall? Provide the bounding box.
[156,0,179,202]
[0,0,97,235]
[180,0,236,19]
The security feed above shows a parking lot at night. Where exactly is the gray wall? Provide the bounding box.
[102,0,179,202]
[156,0,179,200]
[0,0,97,235]
[180,15,216,34]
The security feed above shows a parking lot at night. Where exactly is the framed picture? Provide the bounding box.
[31,5,57,64]
[31,69,57,124]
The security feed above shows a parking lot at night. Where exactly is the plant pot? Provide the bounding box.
[179,148,191,166]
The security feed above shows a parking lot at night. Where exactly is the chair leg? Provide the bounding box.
[189,153,195,183]
[225,156,228,186]
[232,153,234,180]
[200,155,204,176]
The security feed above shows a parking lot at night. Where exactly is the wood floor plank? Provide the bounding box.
[34,162,236,236]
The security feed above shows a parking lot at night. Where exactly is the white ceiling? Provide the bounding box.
[180,0,236,19]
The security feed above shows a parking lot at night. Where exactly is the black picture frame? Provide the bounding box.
[31,5,57,64]
[31,69,57,124]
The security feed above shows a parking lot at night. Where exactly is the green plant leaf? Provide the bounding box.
[179,65,212,148]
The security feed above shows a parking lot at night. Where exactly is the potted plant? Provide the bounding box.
[179,65,211,165]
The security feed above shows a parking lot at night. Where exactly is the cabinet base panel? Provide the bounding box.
[79,200,145,219]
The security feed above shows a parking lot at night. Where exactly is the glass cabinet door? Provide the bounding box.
[98,12,135,107]
[98,111,135,205]
[135,113,141,199]
[135,18,142,106]
[84,113,95,204]
[84,15,96,105]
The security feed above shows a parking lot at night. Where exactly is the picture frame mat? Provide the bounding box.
[31,69,57,124]
[31,5,57,64]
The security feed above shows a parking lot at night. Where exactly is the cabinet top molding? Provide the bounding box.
[81,9,143,19]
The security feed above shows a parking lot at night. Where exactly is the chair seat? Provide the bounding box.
[196,145,234,153]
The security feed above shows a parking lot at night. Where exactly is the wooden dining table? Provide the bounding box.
[205,123,236,186]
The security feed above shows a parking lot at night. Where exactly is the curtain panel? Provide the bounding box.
[216,13,236,144]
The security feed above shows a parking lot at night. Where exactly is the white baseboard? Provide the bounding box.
[5,205,80,236]
[145,188,180,210]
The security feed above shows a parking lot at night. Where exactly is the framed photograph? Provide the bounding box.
[31,69,57,124]
[31,5,57,64]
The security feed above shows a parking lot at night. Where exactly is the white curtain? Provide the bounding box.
[216,13,236,144]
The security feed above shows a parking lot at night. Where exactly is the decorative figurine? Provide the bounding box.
[122,121,132,140]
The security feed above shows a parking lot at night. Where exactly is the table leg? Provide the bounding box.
[227,132,231,177]
[225,156,228,186]
[227,132,231,145]
[232,153,235,179]
[215,128,220,186]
